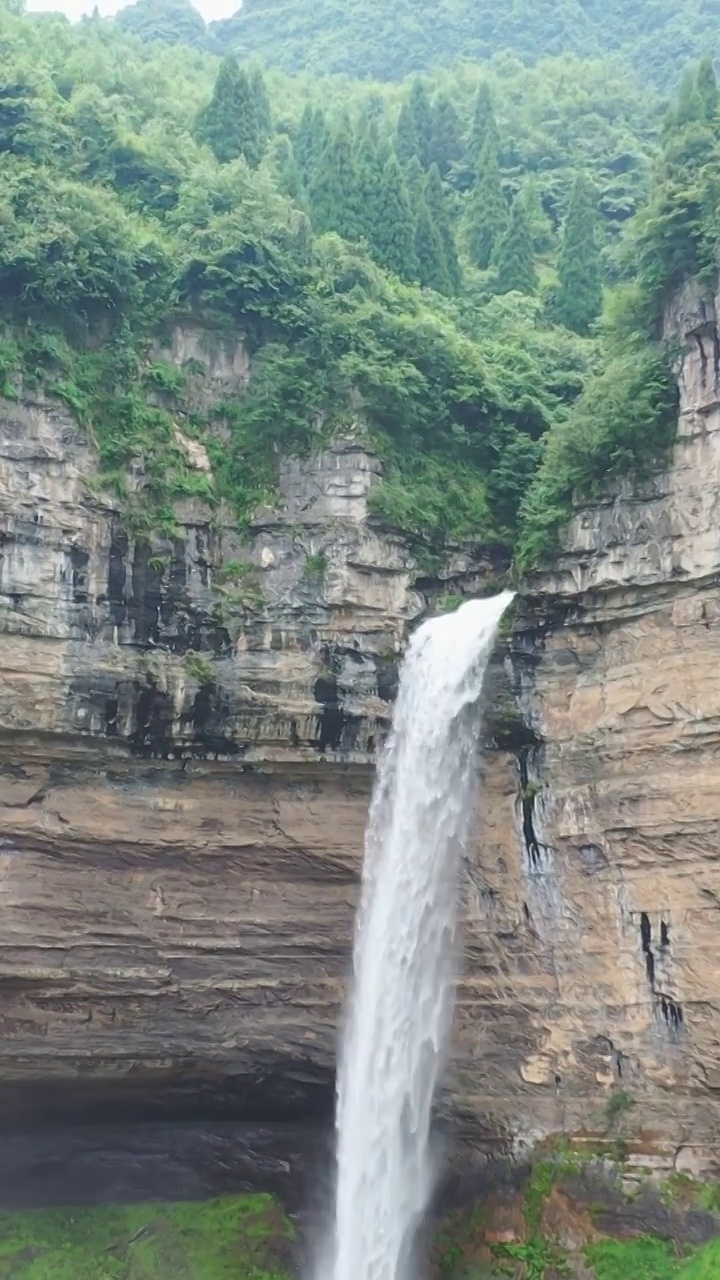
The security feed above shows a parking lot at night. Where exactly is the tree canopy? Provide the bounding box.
[0,1,714,569]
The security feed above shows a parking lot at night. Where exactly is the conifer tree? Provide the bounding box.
[696,55,719,122]
[370,151,417,280]
[395,99,419,166]
[250,67,272,144]
[521,178,554,254]
[354,123,385,243]
[493,193,537,294]
[196,57,264,167]
[667,66,704,132]
[428,93,463,177]
[295,103,328,181]
[405,154,426,204]
[555,174,603,333]
[408,78,433,167]
[274,135,305,205]
[414,199,451,293]
[308,118,362,241]
[465,138,507,269]
[424,162,461,293]
[468,82,500,172]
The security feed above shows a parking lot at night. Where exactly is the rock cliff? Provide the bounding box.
[1,296,719,1174]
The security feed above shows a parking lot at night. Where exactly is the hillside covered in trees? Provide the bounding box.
[0,0,716,566]
[109,0,720,88]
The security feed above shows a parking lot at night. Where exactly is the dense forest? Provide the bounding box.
[115,0,720,88]
[214,0,720,85]
[0,0,716,566]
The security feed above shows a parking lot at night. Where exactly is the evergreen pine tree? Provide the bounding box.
[424,162,461,293]
[370,151,417,280]
[354,119,385,243]
[408,78,433,167]
[414,198,451,293]
[395,100,419,166]
[696,55,719,122]
[274,135,305,204]
[308,117,362,241]
[250,67,272,145]
[465,138,507,269]
[667,66,704,132]
[468,82,499,172]
[521,178,554,254]
[493,193,537,294]
[196,57,263,167]
[555,174,603,333]
[295,104,329,181]
[428,93,463,178]
[405,154,426,204]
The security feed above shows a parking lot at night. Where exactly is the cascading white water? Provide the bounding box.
[319,590,514,1280]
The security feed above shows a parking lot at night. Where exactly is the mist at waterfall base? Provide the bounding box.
[316,590,514,1280]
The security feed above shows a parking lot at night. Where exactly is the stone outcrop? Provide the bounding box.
[2,295,720,1175]
[471,281,720,1173]
[0,325,504,1126]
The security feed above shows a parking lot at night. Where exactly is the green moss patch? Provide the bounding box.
[0,1194,294,1280]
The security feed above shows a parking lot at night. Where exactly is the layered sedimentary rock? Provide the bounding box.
[0,324,501,1125]
[2,295,720,1172]
[463,282,720,1173]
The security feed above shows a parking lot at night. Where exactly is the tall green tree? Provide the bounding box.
[274,135,305,204]
[294,103,329,178]
[555,173,603,332]
[308,117,362,241]
[493,192,537,294]
[428,93,463,178]
[196,57,265,166]
[468,82,499,172]
[465,138,507,269]
[408,78,433,167]
[370,151,417,279]
[405,154,426,203]
[395,99,419,166]
[424,162,461,292]
[696,55,719,122]
[521,178,554,254]
[355,123,385,242]
[250,67,272,143]
[414,198,451,293]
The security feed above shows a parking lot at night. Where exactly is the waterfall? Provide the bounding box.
[319,590,514,1280]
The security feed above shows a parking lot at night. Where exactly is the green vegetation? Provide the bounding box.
[0,1194,293,1279]
[0,3,717,571]
[213,0,717,86]
[434,1157,720,1279]
[586,1236,679,1280]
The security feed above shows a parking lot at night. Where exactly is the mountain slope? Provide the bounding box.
[212,0,720,84]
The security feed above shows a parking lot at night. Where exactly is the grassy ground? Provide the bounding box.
[0,1194,294,1280]
[587,1237,720,1280]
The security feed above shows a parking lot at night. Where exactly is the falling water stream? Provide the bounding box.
[319,591,515,1280]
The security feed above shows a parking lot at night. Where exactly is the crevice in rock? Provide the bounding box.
[640,912,656,987]
[70,546,89,605]
[660,920,671,948]
[517,750,546,871]
[658,994,684,1033]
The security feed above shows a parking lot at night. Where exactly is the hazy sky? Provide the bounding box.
[26,0,240,19]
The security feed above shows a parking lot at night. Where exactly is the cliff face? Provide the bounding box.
[1,297,720,1172]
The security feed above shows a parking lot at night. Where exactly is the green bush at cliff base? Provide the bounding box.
[678,1238,720,1279]
[0,1194,293,1279]
[586,1236,720,1280]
